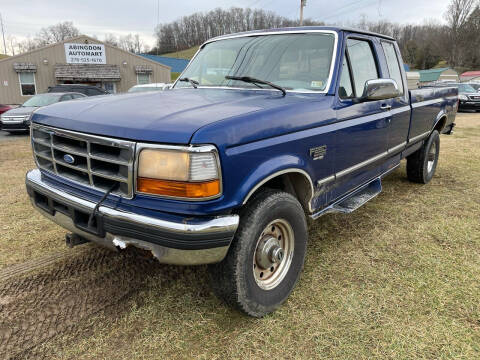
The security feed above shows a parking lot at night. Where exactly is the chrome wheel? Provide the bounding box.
[253,219,294,290]
[427,141,437,173]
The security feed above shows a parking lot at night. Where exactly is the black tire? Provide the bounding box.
[208,189,308,317]
[406,130,440,184]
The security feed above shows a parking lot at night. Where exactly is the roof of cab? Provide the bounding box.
[206,26,395,44]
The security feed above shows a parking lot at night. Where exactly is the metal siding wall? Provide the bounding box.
[104,46,171,93]
[0,36,170,104]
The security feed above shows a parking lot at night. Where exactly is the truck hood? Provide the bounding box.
[32,88,314,144]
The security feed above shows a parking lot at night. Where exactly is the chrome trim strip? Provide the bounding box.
[134,143,223,201]
[26,168,239,236]
[173,30,339,94]
[0,119,24,124]
[317,175,335,186]
[390,105,411,115]
[388,141,407,154]
[242,168,315,212]
[411,98,443,108]
[336,151,389,179]
[409,131,430,144]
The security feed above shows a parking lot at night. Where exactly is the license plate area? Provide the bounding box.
[32,189,105,236]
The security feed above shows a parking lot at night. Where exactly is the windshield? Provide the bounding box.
[458,84,476,93]
[23,94,60,107]
[175,33,336,92]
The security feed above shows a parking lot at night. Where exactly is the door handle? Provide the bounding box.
[380,104,392,111]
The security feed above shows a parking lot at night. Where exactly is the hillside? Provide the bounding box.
[162,46,199,60]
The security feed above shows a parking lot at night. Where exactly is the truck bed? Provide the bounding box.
[409,86,458,138]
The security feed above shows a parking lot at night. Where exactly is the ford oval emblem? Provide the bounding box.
[63,154,75,164]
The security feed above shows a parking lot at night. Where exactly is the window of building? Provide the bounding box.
[381,41,404,95]
[346,38,378,96]
[137,73,151,85]
[103,82,116,93]
[19,72,36,96]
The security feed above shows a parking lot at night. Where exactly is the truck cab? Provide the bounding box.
[26,27,457,317]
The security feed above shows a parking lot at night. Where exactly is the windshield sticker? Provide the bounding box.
[311,81,324,88]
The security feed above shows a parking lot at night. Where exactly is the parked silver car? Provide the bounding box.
[0,92,86,133]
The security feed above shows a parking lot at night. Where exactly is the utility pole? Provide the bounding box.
[0,13,6,55]
[300,0,307,26]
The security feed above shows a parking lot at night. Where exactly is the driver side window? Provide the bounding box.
[346,38,379,96]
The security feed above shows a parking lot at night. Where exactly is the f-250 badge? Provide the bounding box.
[309,145,327,160]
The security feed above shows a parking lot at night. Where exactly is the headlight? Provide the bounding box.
[459,94,468,101]
[136,145,221,199]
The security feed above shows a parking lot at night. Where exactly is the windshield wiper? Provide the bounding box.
[179,77,199,89]
[225,76,286,96]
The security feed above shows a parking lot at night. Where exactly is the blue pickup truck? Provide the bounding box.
[26,27,457,317]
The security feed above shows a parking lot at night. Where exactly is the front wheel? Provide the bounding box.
[208,189,308,317]
[406,130,440,184]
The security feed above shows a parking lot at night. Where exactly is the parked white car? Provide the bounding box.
[127,83,171,93]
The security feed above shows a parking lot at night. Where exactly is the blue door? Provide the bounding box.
[380,41,411,156]
[331,36,391,201]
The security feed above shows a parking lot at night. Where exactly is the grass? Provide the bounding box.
[162,46,199,60]
[1,114,480,358]
[171,72,181,81]
[0,135,65,269]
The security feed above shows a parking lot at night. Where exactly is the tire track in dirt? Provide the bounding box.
[0,246,186,359]
[0,250,72,282]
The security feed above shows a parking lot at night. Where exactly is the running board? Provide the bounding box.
[311,178,382,219]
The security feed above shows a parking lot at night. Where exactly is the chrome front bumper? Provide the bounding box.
[26,169,239,265]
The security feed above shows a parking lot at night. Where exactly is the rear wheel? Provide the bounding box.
[208,189,308,317]
[407,130,440,184]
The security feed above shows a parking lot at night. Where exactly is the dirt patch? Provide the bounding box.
[0,246,183,360]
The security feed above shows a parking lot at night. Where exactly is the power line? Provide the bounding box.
[318,0,379,23]
[245,0,265,9]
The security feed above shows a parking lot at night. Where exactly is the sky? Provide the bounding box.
[1,0,452,50]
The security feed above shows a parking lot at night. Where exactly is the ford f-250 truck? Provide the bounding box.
[26,27,457,317]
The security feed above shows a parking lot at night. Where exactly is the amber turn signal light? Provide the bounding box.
[137,178,221,199]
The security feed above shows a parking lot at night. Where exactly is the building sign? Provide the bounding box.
[64,43,106,64]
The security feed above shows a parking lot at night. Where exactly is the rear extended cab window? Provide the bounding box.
[381,41,404,94]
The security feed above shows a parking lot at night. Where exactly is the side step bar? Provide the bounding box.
[311,178,382,219]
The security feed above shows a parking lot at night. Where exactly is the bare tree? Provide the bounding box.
[36,21,80,46]
[103,33,119,47]
[153,7,316,54]
[444,0,478,66]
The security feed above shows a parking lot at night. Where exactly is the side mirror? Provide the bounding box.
[360,79,400,101]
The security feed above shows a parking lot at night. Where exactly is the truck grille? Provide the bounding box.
[31,124,136,198]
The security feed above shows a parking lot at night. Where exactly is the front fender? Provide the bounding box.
[233,154,314,206]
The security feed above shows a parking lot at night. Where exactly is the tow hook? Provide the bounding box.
[65,233,89,248]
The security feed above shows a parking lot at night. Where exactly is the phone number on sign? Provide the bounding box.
[69,58,105,63]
